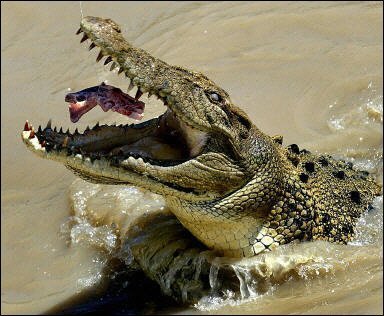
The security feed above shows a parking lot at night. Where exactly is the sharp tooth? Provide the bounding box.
[104,56,113,65]
[93,122,100,130]
[59,127,63,133]
[74,128,79,135]
[110,62,117,71]
[76,28,82,35]
[80,34,88,43]
[135,88,143,100]
[127,81,134,92]
[63,136,69,147]
[118,67,124,75]
[24,121,30,131]
[96,51,104,62]
[66,128,70,135]
[89,42,96,50]
[53,126,57,132]
[46,119,52,129]
[85,125,90,132]
[38,125,42,133]
[28,128,35,139]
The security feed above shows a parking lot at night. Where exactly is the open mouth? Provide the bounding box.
[22,25,208,168]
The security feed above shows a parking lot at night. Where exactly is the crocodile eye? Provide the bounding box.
[76,95,86,102]
[208,92,222,103]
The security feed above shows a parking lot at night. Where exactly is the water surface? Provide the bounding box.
[2,1,382,314]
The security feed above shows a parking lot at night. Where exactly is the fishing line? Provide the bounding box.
[79,1,84,19]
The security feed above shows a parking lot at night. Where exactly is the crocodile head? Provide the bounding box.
[22,16,273,202]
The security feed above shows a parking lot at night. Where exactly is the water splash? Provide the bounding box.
[61,158,382,309]
[350,196,383,246]
[328,81,383,131]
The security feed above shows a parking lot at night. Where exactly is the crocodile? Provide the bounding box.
[22,16,381,301]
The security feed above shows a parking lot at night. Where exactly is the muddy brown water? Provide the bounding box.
[2,1,383,315]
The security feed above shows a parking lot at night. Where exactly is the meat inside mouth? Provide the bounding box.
[23,81,207,165]
[65,82,145,123]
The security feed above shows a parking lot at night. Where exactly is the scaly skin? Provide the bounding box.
[22,17,381,260]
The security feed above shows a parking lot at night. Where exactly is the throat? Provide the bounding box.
[167,197,265,257]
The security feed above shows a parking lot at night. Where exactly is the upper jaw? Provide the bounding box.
[78,16,234,135]
[78,16,182,121]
